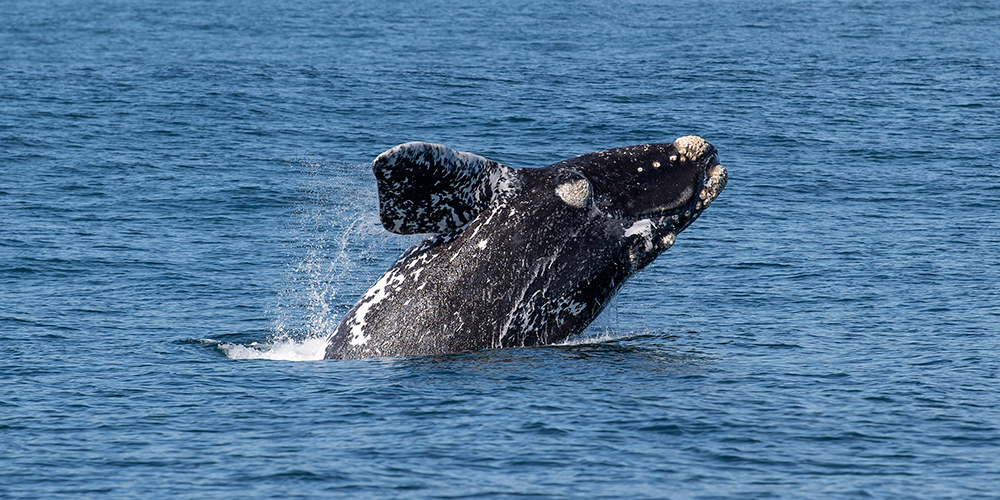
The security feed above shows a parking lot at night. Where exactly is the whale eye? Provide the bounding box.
[554,178,592,208]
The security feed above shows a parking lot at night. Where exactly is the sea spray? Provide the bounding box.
[223,156,416,361]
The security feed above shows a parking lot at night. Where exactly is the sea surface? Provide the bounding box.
[3,0,999,498]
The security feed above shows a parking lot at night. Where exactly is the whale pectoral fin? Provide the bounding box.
[372,142,516,234]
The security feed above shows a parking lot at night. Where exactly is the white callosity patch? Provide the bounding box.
[554,178,592,208]
[624,219,655,269]
[373,142,517,235]
[660,232,676,249]
[673,135,710,162]
[698,163,728,210]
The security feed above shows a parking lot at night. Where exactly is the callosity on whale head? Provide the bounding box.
[555,135,728,271]
[324,136,727,359]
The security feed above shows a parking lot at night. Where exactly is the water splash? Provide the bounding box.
[217,335,330,361]
[221,156,413,361]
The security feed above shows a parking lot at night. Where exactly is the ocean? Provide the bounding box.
[2,0,999,498]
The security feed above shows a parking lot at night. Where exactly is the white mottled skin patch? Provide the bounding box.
[497,252,560,347]
[624,218,656,258]
[410,266,425,282]
[624,218,654,239]
[374,142,517,235]
[550,296,586,318]
[347,268,406,346]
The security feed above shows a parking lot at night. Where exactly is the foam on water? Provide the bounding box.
[217,335,329,361]
[559,330,632,347]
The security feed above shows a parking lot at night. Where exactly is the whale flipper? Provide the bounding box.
[372,142,516,234]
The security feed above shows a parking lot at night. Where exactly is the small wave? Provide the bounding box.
[217,335,328,361]
[558,328,639,346]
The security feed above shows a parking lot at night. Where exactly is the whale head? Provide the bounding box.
[556,136,727,270]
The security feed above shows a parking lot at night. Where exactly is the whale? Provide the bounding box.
[324,136,727,359]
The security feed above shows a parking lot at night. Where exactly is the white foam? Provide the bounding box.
[218,335,329,361]
[558,329,634,346]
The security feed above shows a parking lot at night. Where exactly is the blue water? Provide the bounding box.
[3,0,1000,497]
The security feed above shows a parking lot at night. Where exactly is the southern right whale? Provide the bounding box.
[325,136,728,359]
